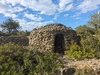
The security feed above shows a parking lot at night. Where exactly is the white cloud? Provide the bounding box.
[0,0,55,31]
[11,7,25,13]
[58,0,73,12]
[0,2,25,18]
[0,0,74,19]
[1,0,57,15]
[0,0,100,31]
[14,18,53,31]
[72,12,81,20]
[59,0,73,8]
[0,3,16,18]
[24,12,43,21]
[4,13,17,18]
[64,14,69,17]
[1,0,21,6]
[0,3,10,13]
[34,0,57,15]
[53,13,60,20]
[65,4,73,11]
[72,0,100,19]
[77,0,100,13]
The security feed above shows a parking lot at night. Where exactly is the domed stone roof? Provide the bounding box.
[29,23,80,53]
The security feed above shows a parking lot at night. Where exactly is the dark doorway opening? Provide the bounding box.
[54,34,65,53]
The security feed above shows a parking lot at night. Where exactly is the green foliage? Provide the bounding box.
[88,12,100,29]
[81,36,100,51]
[0,31,5,36]
[26,51,61,75]
[17,31,30,36]
[76,12,100,36]
[65,35,100,59]
[75,25,95,37]
[0,43,27,75]
[81,36,100,59]
[65,41,95,60]
[75,13,100,59]
[0,43,61,75]
[10,31,30,36]
[88,12,100,34]
[0,31,30,36]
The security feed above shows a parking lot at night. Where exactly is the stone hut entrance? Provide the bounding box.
[54,34,65,53]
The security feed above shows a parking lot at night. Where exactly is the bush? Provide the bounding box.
[25,51,61,75]
[10,31,30,36]
[81,36,100,59]
[65,35,100,60]
[0,43,61,75]
[81,36,100,51]
[0,43,28,75]
[65,41,95,60]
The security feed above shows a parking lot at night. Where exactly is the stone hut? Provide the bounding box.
[29,23,80,53]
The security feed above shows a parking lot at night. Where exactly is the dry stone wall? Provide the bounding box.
[29,23,80,53]
[0,36,29,46]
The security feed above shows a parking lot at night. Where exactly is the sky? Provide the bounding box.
[0,0,100,31]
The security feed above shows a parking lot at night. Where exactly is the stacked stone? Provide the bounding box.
[0,36,29,46]
[29,23,80,52]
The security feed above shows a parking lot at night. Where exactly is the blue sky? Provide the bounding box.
[0,0,100,31]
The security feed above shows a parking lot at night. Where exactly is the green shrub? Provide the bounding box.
[0,43,61,75]
[25,51,61,75]
[0,43,28,75]
[65,42,95,60]
[81,36,100,51]
[10,31,30,36]
[81,37,100,59]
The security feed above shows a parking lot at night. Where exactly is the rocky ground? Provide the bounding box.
[58,56,100,75]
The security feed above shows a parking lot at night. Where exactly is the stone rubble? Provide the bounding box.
[59,55,100,75]
[0,36,29,46]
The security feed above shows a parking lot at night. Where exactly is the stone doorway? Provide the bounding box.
[54,34,65,53]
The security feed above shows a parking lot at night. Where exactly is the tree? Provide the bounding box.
[0,18,20,33]
[88,12,100,34]
[88,12,100,29]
